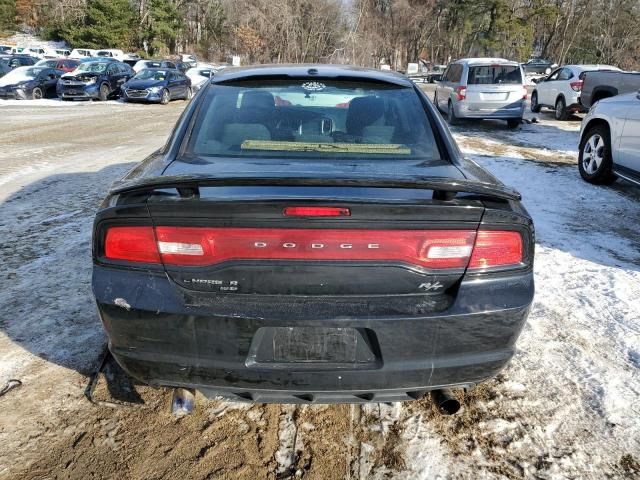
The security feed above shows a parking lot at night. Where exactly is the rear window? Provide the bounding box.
[187,79,440,161]
[467,65,522,85]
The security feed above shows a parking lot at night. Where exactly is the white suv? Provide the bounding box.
[531,64,620,120]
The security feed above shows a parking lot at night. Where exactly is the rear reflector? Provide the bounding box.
[468,231,523,269]
[284,206,351,217]
[103,226,524,270]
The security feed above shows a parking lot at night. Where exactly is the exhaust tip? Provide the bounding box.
[171,388,196,417]
[430,388,461,415]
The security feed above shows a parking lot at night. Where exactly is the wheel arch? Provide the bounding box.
[591,87,617,104]
[580,118,611,147]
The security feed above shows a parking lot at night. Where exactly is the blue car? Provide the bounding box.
[57,60,134,101]
[121,68,192,104]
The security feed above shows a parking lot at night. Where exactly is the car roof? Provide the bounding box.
[455,57,520,66]
[564,64,620,71]
[82,57,117,62]
[211,64,413,87]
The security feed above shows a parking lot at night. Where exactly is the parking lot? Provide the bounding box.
[0,87,639,479]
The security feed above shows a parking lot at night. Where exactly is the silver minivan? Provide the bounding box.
[434,58,526,128]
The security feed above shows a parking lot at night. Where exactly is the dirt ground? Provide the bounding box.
[1,91,639,479]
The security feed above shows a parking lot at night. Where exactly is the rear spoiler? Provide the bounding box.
[110,175,522,202]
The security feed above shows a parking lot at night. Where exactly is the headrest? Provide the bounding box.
[346,96,385,136]
[240,91,275,110]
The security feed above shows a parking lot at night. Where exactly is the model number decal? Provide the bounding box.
[183,278,239,291]
[419,281,443,292]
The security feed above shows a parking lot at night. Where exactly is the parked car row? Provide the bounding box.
[0,57,198,104]
[426,57,640,188]
[431,58,634,126]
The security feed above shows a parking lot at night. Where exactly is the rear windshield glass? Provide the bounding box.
[77,62,107,73]
[187,80,440,160]
[467,65,522,85]
[134,69,167,80]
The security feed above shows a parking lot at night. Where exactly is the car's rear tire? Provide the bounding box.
[554,96,568,120]
[530,91,541,113]
[507,118,521,129]
[31,87,43,100]
[578,125,616,184]
[99,83,110,102]
[160,88,171,105]
[447,101,459,125]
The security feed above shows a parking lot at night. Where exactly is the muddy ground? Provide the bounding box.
[0,90,639,479]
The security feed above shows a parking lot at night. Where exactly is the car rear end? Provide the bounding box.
[574,66,622,111]
[92,69,534,403]
[455,61,526,121]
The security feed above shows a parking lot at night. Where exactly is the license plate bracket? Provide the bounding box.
[246,327,380,368]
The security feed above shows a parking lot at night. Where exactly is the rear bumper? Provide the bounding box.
[455,100,525,119]
[93,266,533,403]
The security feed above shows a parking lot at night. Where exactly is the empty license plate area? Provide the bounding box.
[246,327,381,368]
[481,92,508,101]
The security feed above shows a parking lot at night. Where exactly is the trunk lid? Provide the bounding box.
[131,161,502,307]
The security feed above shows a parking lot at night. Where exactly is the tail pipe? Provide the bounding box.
[171,388,196,417]
[430,388,461,415]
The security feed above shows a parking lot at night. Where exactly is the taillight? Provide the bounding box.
[455,86,466,101]
[522,85,528,100]
[468,231,523,269]
[102,226,524,271]
[570,80,583,92]
[153,228,479,268]
[104,226,161,264]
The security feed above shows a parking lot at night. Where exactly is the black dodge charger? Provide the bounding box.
[93,65,534,407]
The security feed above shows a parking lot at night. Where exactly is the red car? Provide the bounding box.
[35,58,80,73]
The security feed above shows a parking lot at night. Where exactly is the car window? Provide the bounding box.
[106,64,117,75]
[546,69,561,81]
[134,69,168,81]
[188,79,441,161]
[166,62,176,69]
[467,65,522,85]
[77,62,108,73]
[448,64,463,83]
[558,68,573,81]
